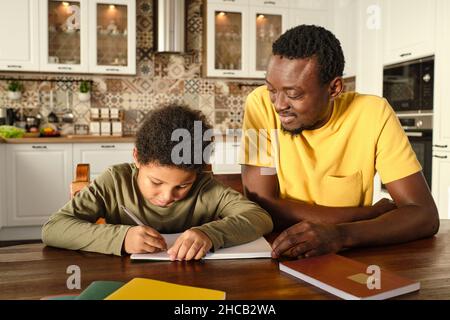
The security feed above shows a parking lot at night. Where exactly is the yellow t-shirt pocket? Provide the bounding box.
[317,171,363,207]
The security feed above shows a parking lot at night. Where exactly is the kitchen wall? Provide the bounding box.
[0,0,264,135]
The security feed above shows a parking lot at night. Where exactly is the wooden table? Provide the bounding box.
[1,221,450,300]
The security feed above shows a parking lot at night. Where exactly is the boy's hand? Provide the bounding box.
[123,226,167,254]
[167,229,212,261]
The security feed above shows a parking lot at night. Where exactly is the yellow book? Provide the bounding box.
[105,278,226,300]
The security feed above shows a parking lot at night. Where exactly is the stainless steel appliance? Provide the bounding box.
[383,56,434,112]
[381,113,433,190]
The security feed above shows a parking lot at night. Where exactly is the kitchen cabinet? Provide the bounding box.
[5,143,73,226]
[206,2,249,78]
[73,142,134,179]
[0,0,135,74]
[432,152,450,219]
[205,1,288,78]
[0,144,5,231]
[382,0,437,65]
[355,0,383,96]
[0,0,40,72]
[39,0,89,73]
[248,6,289,78]
[88,0,136,74]
[431,0,450,220]
[211,139,241,174]
[433,0,450,153]
[331,0,357,78]
[288,1,331,31]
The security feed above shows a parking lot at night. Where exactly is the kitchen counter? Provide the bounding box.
[0,132,241,144]
[0,135,136,144]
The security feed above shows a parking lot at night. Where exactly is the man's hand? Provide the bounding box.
[271,221,345,259]
[372,198,397,216]
[167,229,213,261]
[123,225,167,254]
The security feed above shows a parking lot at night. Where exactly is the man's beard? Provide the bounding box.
[280,122,318,136]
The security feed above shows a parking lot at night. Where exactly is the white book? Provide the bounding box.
[131,233,272,261]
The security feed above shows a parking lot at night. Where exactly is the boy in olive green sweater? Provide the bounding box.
[42,105,273,260]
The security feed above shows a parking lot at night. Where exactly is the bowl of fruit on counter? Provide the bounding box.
[39,123,60,137]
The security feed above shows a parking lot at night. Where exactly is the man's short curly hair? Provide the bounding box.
[135,105,212,173]
[272,24,345,85]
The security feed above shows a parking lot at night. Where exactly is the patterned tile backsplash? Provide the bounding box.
[0,0,263,135]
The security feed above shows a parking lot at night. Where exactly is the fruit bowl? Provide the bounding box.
[39,124,60,137]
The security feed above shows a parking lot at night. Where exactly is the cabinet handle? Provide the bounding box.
[223,71,236,75]
[400,52,412,58]
[101,145,115,149]
[32,145,47,149]
[264,1,276,4]
[223,0,236,2]
[58,66,73,70]
[433,144,448,148]
[106,68,120,72]
[231,143,240,147]
[7,64,22,69]
[433,155,448,159]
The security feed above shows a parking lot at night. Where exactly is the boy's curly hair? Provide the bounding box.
[272,24,345,85]
[135,105,213,173]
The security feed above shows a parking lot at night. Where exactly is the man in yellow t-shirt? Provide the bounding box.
[241,25,439,259]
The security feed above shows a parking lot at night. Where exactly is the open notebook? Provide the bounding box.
[131,233,272,261]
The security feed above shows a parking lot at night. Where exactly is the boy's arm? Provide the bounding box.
[41,172,132,256]
[192,185,273,250]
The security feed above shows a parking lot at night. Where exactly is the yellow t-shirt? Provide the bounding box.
[240,86,421,207]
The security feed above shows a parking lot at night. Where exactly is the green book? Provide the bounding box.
[75,281,125,300]
[41,294,79,300]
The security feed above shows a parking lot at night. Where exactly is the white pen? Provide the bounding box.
[120,205,145,226]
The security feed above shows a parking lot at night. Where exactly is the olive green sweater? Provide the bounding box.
[42,163,273,256]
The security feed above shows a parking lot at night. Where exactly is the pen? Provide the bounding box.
[120,205,145,226]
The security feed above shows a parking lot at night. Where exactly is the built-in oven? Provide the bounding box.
[381,113,433,190]
[383,56,434,112]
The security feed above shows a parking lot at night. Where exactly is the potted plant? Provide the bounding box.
[78,80,91,102]
[7,80,23,100]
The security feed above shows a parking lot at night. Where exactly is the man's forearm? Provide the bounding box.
[254,196,385,230]
[338,205,440,248]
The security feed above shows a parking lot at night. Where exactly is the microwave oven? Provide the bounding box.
[383,56,434,112]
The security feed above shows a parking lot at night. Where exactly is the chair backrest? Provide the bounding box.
[70,163,90,198]
[71,163,106,225]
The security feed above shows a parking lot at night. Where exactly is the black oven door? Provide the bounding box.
[381,129,432,191]
[406,129,433,188]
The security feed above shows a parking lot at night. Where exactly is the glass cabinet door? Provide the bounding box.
[89,0,136,74]
[249,7,288,78]
[207,4,249,78]
[40,0,88,72]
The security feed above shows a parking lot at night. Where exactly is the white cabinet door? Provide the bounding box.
[248,6,289,78]
[254,0,289,7]
[5,144,73,226]
[39,0,89,73]
[432,152,450,219]
[383,0,437,64]
[332,0,357,78]
[88,0,136,74]
[355,0,383,96]
[73,143,134,180]
[0,144,5,230]
[206,2,249,78]
[211,140,241,174]
[433,0,450,153]
[288,7,332,32]
[0,0,40,72]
